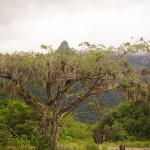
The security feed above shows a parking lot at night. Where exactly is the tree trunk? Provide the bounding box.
[38,115,60,150]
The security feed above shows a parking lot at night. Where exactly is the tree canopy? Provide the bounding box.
[94,101,150,142]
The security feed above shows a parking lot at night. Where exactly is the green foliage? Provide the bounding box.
[109,121,128,141]
[0,100,39,139]
[0,126,13,147]
[0,100,39,148]
[85,140,99,150]
[58,116,99,150]
[94,101,150,142]
[60,116,92,141]
[0,100,97,149]
[32,135,52,150]
[8,135,31,150]
[101,145,108,150]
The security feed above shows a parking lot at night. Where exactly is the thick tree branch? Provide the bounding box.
[57,76,101,116]
[16,84,42,119]
[45,79,75,107]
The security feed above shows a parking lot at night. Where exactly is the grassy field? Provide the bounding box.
[100,141,150,150]
[0,141,149,150]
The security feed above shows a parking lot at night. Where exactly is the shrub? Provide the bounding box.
[85,141,99,150]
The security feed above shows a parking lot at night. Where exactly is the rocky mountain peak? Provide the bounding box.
[58,40,70,49]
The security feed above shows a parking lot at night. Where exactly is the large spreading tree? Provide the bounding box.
[0,39,150,149]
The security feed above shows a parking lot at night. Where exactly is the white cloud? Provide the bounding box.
[0,0,150,53]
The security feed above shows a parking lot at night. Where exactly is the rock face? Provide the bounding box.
[57,40,70,55]
[58,40,70,49]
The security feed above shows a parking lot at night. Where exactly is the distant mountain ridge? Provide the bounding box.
[126,53,150,68]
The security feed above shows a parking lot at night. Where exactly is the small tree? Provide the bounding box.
[0,39,150,149]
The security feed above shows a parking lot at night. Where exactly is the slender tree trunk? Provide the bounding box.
[44,119,60,150]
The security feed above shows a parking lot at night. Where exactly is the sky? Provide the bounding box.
[0,0,150,53]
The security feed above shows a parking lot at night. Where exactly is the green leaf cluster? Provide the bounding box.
[94,101,150,142]
[60,116,92,141]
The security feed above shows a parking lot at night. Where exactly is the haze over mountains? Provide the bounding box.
[126,53,150,68]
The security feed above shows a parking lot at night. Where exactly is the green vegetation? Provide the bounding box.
[94,101,150,142]
[100,141,150,149]
[0,100,98,150]
[0,39,150,149]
